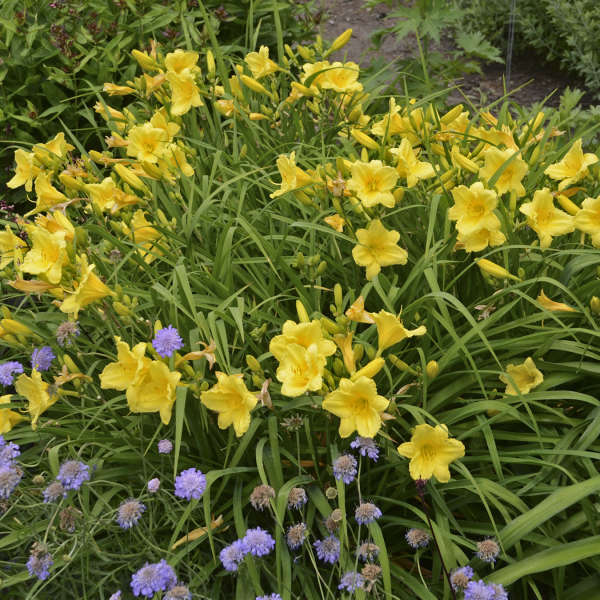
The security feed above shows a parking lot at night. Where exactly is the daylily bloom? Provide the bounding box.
[270,320,336,359]
[324,214,345,232]
[103,83,136,96]
[126,123,169,163]
[275,344,328,397]
[85,178,140,213]
[6,149,40,191]
[33,132,74,162]
[26,173,68,216]
[448,182,502,236]
[397,423,465,483]
[574,196,600,247]
[371,310,426,352]
[22,228,68,285]
[348,160,398,208]
[0,226,26,269]
[499,357,543,395]
[455,227,506,253]
[15,370,58,430]
[245,46,280,79]
[0,395,26,433]
[345,296,374,324]
[392,138,435,188]
[201,372,258,436]
[99,338,151,391]
[322,376,389,438]
[165,49,200,75]
[479,147,528,197]
[537,290,576,312]
[544,138,598,191]
[166,70,202,116]
[352,220,408,280]
[270,152,315,199]
[35,211,75,242]
[519,188,574,248]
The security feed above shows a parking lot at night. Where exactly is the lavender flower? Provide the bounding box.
[0,435,20,466]
[450,566,474,591]
[405,528,430,549]
[0,361,24,386]
[256,595,282,600]
[57,460,90,490]
[220,539,247,571]
[158,439,173,454]
[356,541,380,562]
[27,543,53,581]
[147,478,160,493]
[0,465,23,499]
[116,499,146,529]
[174,468,206,501]
[130,559,177,598]
[108,592,122,600]
[350,436,379,461]
[31,346,55,371]
[338,571,364,593]
[464,580,495,600]
[332,454,357,484]
[287,487,308,509]
[43,481,66,503]
[354,502,382,525]
[243,527,275,557]
[313,535,340,564]
[56,321,80,347]
[489,583,509,600]
[152,325,184,358]
[286,523,307,550]
[164,584,192,600]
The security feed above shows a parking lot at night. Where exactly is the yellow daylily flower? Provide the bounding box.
[301,60,362,94]
[574,196,600,247]
[166,70,202,116]
[519,188,574,248]
[164,49,200,75]
[448,182,501,236]
[0,395,26,433]
[345,296,374,324]
[333,332,356,374]
[500,356,543,395]
[0,226,26,270]
[323,214,345,232]
[245,46,280,79]
[479,147,528,197]
[371,310,426,352]
[269,152,316,199]
[161,143,194,177]
[22,228,68,285]
[456,227,506,253]
[270,320,336,360]
[352,219,408,280]
[127,360,181,425]
[103,83,136,95]
[537,290,576,312]
[33,132,74,162]
[35,211,75,242]
[100,337,151,391]
[348,160,398,208]
[7,149,40,191]
[391,138,435,188]
[322,376,389,438]
[397,423,465,483]
[126,122,169,163]
[200,372,258,437]
[544,138,598,191]
[150,108,181,140]
[14,370,57,430]
[275,344,328,397]
[370,98,419,143]
[85,178,140,213]
[26,173,68,216]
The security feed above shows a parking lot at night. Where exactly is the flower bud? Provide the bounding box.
[591,296,600,315]
[334,283,343,309]
[351,128,379,150]
[353,344,364,362]
[131,49,159,71]
[556,194,579,216]
[327,28,352,55]
[333,358,345,376]
[352,357,385,380]
[440,104,464,124]
[296,300,310,323]
[246,355,262,373]
[206,50,215,78]
[425,360,439,379]
[476,259,521,281]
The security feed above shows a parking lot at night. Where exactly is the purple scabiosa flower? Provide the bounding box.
[332,454,357,484]
[174,468,206,501]
[26,543,53,581]
[56,321,80,347]
[249,484,275,511]
[0,361,24,386]
[489,583,508,600]
[130,559,176,597]
[450,566,474,591]
[147,478,160,493]
[350,436,379,461]
[338,571,364,593]
[220,539,248,572]
[0,464,23,499]
[116,498,146,529]
[243,527,275,557]
[476,539,500,563]
[165,584,192,600]
[405,528,430,549]
[43,481,66,503]
[108,592,122,600]
[256,595,282,600]
[286,523,307,550]
[31,346,55,371]
[354,502,382,525]
[313,534,340,564]
[464,580,495,600]
[0,436,20,466]
[287,487,308,510]
[356,541,380,562]
[57,460,90,490]
[152,325,184,358]
[158,439,173,454]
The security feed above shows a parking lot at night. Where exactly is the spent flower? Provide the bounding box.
[332,454,358,484]
[405,528,430,549]
[116,499,146,529]
[354,502,382,525]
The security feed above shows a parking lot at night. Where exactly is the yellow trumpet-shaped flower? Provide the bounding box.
[500,357,543,395]
[161,143,195,177]
[126,122,169,163]
[519,188,574,248]
[7,149,40,192]
[455,227,506,253]
[348,160,398,208]
[537,290,576,312]
[201,372,258,437]
[103,83,136,96]
[324,214,345,232]
[0,226,26,270]
[126,361,181,425]
[0,396,26,434]
[60,255,114,317]
[33,132,74,162]
[100,337,151,391]
[345,296,375,324]
[165,49,200,75]
[25,173,68,216]
[574,196,600,247]
[479,147,528,197]
[544,138,598,191]
[269,152,316,199]
[371,310,426,352]
[15,370,58,430]
[270,320,336,360]
[35,211,75,242]
[391,138,435,188]
[150,108,181,140]
[85,178,140,213]
[276,344,328,397]
[322,376,389,438]
[22,228,68,285]
[166,70,202,116]
[245,46,280,79]
[448,182,501,236]
[397,423,465,483]
[352,219,408,280]
[333,332,356,374]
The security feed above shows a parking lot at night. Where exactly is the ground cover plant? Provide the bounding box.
[1,25,600,600]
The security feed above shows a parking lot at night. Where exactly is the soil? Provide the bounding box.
[318,0,596,108]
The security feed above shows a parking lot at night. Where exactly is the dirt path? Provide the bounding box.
[319,0,593,108]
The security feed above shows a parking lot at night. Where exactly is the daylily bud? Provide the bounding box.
[327,28,352,55]
[246,355,262,373]
[334,283,343,309]
[388,354,418,374]
[333,358,345,376]
[425,360,439,379]
[296,300,310,323]
[477,259,521,281]
[240,75,271,96]
[206,50,215,78]
[131,49,159,71]
[440,104,464,124]
[451,145,479,173]
[351,128,379,150]
[591,296,600,314]
[556,194,579,216]
[352,357,385,380]
[353,344,364,362]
